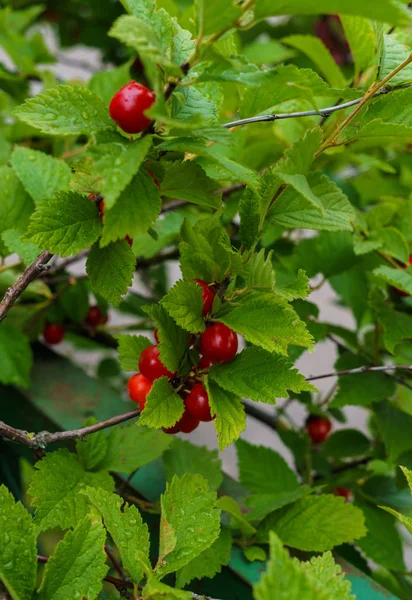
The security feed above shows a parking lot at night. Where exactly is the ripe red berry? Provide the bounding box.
[334,487,351,501]
[138,345,174,382]
[163,407,199,434]
[200,323,238,364]
[43,322,65,345]
[86,305,104,327]
[194,279,215,316]
[109,81,155,134]
[198,355,214,371]
[127,373,152,410]
[163,423,181,434]
[186,382,214,422]
[306,416,332,444]
[89,194,104,220]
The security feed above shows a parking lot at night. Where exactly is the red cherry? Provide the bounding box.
[109,81,155,134]
[394,255,412,297]
[147,170,159,187]
[334,487,351,501]
[163,423,181,434]
[127,373,152,410]
[138,345,174,382]
[198,355,214,371]
[186,382,214,422]
[200,323,238,364]
[306,416,332,444]
[154,328,160,344]
[163,407,199,434]
[43,322,65,345]
[125,235,133,247]
[86,305,104,327]
[194,279,215,316]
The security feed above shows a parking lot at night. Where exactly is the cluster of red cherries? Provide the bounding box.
[127,279,238,434]
[43,305,108,345]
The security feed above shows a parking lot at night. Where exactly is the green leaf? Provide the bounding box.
[116,334,151,371]
[244,546,267,562]
[38,516,108,600]
[144,304,190,373]
[236,439,299,495]
[157,473,221,577]
[23,191,101,257]
[143,576,192,600]
[322,429,371,459]
[340,16,377,78]
[58,279,90,323]
[14,85,113,135]
[171,85,217,124]
[0,325,32,389]
[84,487,150,584]
[0,485,36,600]
[139,377,184,429]
[160,162,221,209]
[330,353,395,408]
[258,495,366,551]
[217,496,256,537]
[371,289,412,354]
[245,487,313,522]
[283,35,346,88]
[270,172,355,232]
[89,62,132,105]
[163,439,223,491]
[197,0,242,36]
[206,380,246,450]
[86,240,135,306]
[254,532,354,600]
[374,401,412,462]
[11,146,71,204]
[356,502,405,571]
[2,229,41,265]
[380,505,412,536]
[244,249,275,291]
[100,168,161,246]
[28,449,114,532]
[276,270,311,302]
[176,527,231,588]
[161,279,205,334]
[0,166,34,234]
[239,189,260,250]
[217,292,314,356]
[76,419,108,471]
[372,227,409,263]
[90,136,152,209]
[374,264,412,296]
[379,33,412,85]
[210,347,315,404]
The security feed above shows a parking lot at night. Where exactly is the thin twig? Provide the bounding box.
[307,364,412,381]
[40,250,90,279]
[105,545,125,580]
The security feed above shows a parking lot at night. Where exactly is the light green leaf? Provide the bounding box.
[176,527,231,589]
[258,495,366,551]
[0,485,36,600]
[139,377,184,429]
[197,0,242,36]
[116,334,151,372]
[23,191,101,257]
[374,264,412,295]
[28,449,114,532]
[163,439,223,491]
[11,146,71,204]
[283,35,346,88]
[217,292,314,356]
[14,85,113,135]
[171,85,217,124]
[239,189,260,250]
[86,240,135,306]
[0,166,34,234]
[299,552,355,600]
[144,304,190,373]
[89,62,132,105]
[244,546,267,562]
[157,473,221,577]
[341,16,377,77]
[244,249,275,291]
[276,270,311,301]
[245,487,313,522]
[84,487,150,584]
[0,325,32,389]
[206,380,246,450]
[118,0,154,20]
[210,347,315,404]
[2,229,41,265]
[101,168,161,246]
[380,506,412,536]
[217,496,256,537]
[160,162,221,209]
[38,516,108,600]
[143,576,192,600]
[374,401,412,462]
[161,279,205,334]
[356,502,405,571]
[372,227,409,263]
[379,33,412,85]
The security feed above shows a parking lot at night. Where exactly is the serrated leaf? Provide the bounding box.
[374,264,412,295]
[0,166,34,234]
[176,527,231,588]
[157,473,221,577]
[322,429,371,459]
[270,172,355,232]
[89,62,132,105]
[374,401,412,462]
[244,249,275,290]
[84,487,150,584]
[143,576,192,600]
[144,304,190,372]
[163,439,223,491]
[197,0,242,36]
[116,334,151,371]
[171,85,217,124]
[245,487,313,522]
[0,325,32,389]
[14,85,113,135]
[258,495,366,551]
[11,146,71,204]
[239,189,260,250]
[161,279,205,334]
[206,380,246,450]
[379,33,412,85]
[160,162,221,209]
[299,552,355,600]
[276,270,311,301]
[86,240,135,306]
[90,136,152,209]
[2,229,41,264]
[356,502,405,571]
[38,516,108,600]
[341,16,377,77]
[217,292,314,356]
[139,377,184,429]
[217,496,256,537]
[0,485,36,600]
[100,168,161,247]
[371,227,409,263]
[28,449,114,532]
[23,191,101,257]
[210,347,315,404]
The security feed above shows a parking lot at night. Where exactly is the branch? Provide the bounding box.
[306,364,412,382]
[0,251,53,325]
[42,249,89,278]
